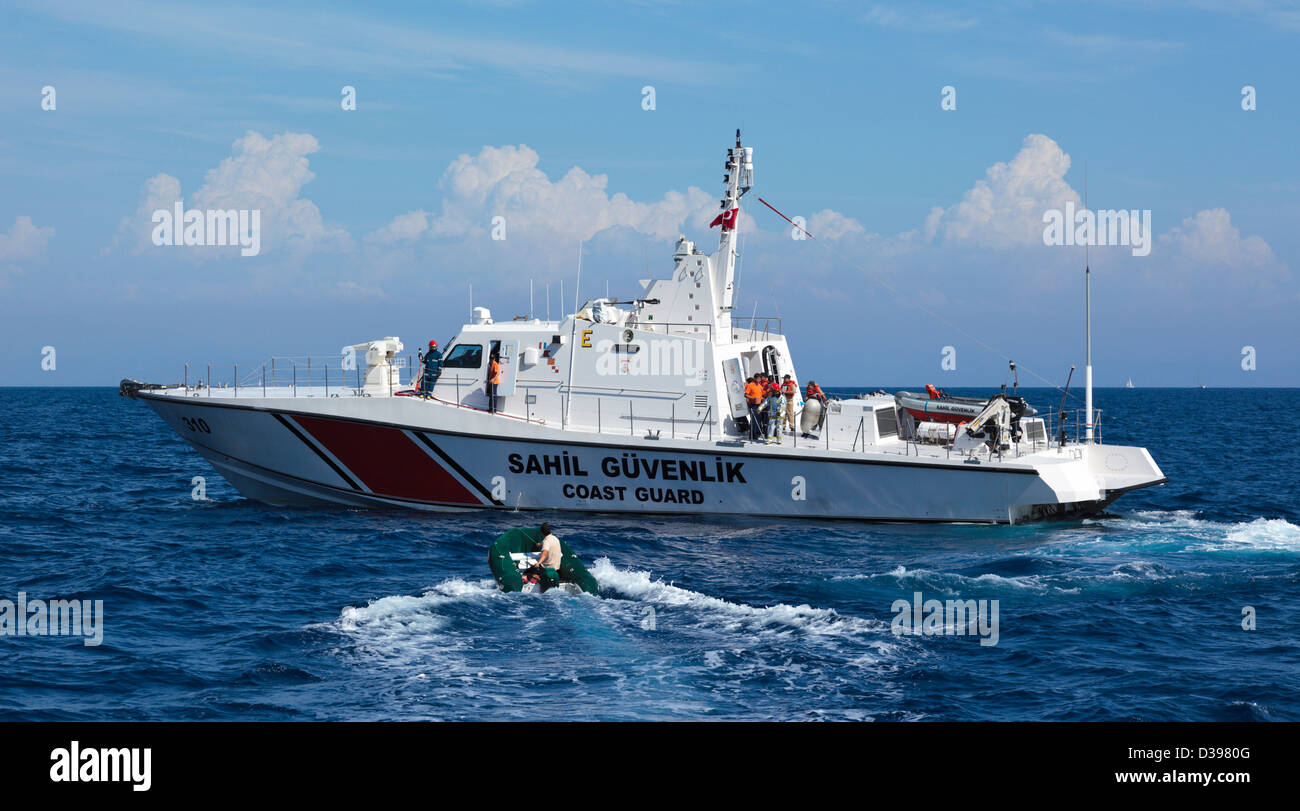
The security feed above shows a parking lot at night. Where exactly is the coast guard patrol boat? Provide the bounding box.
[121,132,1166,523]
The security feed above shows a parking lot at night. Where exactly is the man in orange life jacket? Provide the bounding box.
[486,352,502,414]
[803,380,827,435]
[782,374,798,431]
[755,373,772,436]
[744,376,764,441]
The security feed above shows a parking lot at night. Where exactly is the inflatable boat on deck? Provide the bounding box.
[895,385,1036,426]
[488,527,598,595]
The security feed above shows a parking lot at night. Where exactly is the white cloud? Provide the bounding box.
[117,173,183,254]
[367,209,430,243]
[1158,208,1278,270]
[924,133,1080,248]
[1042,29,1184,55]
[116,131,350,259]
[376,144,715,246]
[192,131,348,253]
[0,216,55,262]
[860,4,977,32]
[807,209,869,241]
[0,215,53,287]
[25,0,737,86]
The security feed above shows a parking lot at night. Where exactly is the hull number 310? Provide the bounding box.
[181,416,211,433]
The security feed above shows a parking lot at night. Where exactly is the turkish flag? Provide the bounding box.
[709,207,738,230]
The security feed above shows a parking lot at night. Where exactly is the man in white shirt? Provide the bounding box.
[531,522,563,590]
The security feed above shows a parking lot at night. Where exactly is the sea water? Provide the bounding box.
[0,387,1296,720]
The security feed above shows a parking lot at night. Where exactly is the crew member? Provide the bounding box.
[804,379,827,435]
[486,352,502,414]
[744,376,764,441]
[765,377,785,444]
[782,374,798,431]
[420,339,442,397]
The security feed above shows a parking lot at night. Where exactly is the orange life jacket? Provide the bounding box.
[782,380,796,397]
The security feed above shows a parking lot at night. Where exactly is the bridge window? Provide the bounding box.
[442,344,483,368]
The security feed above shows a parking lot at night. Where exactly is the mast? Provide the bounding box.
[1084,163,1093,444]
[714,129,752,338]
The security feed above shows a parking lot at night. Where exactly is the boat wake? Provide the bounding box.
[1088,510,1300,554]
[831,510,1300,602]
[588,557,890,641]
[327,561,898,653]
[315,558,915,719]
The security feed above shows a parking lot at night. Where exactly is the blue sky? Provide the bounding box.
[1,0,1297,387]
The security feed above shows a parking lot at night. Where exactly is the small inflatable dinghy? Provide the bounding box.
[895,384,1036,426]
[488,527,598,596]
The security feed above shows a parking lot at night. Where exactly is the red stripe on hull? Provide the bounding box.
[292,415,482,505]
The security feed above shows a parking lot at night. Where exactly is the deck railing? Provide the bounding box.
[181,355,419,398]
[729,316,782,340]
[171,361,1106,459]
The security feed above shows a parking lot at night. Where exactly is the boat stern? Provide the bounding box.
[1085,443,1169,498]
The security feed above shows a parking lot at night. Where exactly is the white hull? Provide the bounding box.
[140,391,1166,524]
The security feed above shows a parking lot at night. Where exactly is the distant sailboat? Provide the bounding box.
[1125,377,1134,389]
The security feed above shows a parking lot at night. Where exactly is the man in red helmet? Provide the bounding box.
[419,339,443,397]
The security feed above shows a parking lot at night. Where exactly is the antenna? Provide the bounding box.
[564,241,583,425]
[530,278,534,320]
[1084,162,1093,443]
[469,283,473,322]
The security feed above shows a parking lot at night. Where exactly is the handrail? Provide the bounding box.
[563,383,690,398]
[695,405,713,440]
[180,354,418,400]
[622,319,714,341]
[730,315,783,340]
